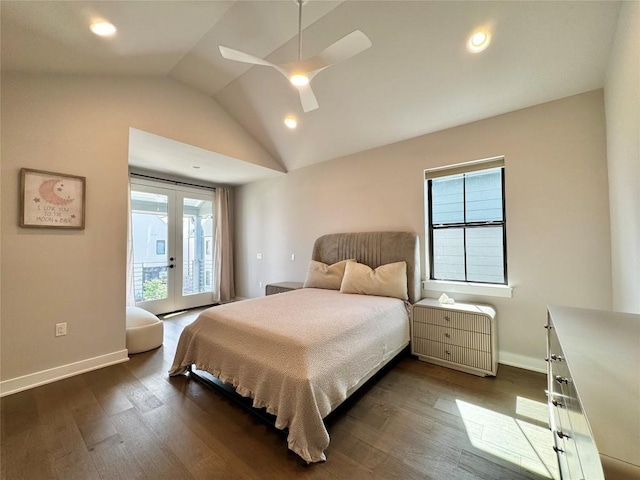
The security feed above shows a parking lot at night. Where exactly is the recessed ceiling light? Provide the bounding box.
[290,74,309,87]
[284,116,298,129]
[90,21,117,37]
[467,29,491,53]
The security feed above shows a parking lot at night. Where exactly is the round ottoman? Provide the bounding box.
[126,306,163,354]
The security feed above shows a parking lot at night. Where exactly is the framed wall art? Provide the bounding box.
[20,168,86,229]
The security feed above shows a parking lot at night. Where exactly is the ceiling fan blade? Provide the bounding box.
[219,46,276,67]
[283,30,372,78]
[297,83,319,113]
[219,45,289,81]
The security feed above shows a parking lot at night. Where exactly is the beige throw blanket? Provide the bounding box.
[169,288,410,462]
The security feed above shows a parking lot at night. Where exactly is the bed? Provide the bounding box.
[169,231,420,463]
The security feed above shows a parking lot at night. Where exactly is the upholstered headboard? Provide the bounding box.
[311,231,421,304]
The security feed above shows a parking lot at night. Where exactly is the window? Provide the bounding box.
[156,239,166,255]
[426,157,507,285]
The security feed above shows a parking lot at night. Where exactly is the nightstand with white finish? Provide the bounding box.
[411,298,498,376]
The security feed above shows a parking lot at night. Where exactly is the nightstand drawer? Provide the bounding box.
[413,338,493,371]
[413,306,490,334]
[413,323,491,352]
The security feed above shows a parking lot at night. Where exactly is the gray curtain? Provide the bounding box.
[214,187,235,302]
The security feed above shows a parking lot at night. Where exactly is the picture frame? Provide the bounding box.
[20,168,86,229]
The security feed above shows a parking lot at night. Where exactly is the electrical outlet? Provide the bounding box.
[259,281,263,289]
[55,322,67,337]
[291,253,295,261]
[257,253,262,260]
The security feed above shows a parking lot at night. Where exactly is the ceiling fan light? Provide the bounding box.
[290,74,310,86]
[467,29,491,53]
[284,116,298,129]
[90,21,117,37]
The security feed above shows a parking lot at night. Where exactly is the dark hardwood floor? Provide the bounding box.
[1,307,558,480]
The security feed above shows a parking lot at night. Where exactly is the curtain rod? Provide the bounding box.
[129,172,217,191]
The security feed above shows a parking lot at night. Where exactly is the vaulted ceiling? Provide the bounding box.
[1,1,622,183]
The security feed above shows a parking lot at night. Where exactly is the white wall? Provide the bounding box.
[0,74,278,393]
[235,90,612,371]
[605,0,640,314]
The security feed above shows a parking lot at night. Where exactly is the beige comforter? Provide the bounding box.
[169,288,410,462]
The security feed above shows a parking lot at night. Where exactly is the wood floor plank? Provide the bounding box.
[108,407,196,480]
[88,432,147,480]
[40,411,102,480]
[1,426,55,479]
[0,388,40,439]
[142,402,251,480]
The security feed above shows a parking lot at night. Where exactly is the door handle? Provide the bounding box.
[168,264,174,269]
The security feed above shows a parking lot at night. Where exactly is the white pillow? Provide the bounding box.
[340,261,408,300]
[303,259,354,290]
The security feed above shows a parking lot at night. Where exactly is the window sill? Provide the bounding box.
[423,280,513,299]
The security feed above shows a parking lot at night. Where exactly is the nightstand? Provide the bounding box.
[411,298,497,376]
[265,282,304,296]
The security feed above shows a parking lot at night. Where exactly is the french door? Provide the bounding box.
[130,179,216,315]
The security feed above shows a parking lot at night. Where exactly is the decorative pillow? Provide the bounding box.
[340,261,408,300]
[303,259,354,290]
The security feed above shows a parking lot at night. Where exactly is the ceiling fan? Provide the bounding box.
[218,0,372,113]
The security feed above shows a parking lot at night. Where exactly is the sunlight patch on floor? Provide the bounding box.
[455,398,559,479]
[516,395,550,424]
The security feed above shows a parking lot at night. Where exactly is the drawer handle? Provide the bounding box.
[556,430,571,440]
[555,375,570,385]
[544,325,553,330]
[551,400,565,408]
[444,333,451,338]
[445,350,451,355]
[444,316,450,322]
[552,446,564,454]
[545,354,564,362]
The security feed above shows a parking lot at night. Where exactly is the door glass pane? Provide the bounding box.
[182,198,213,296]
[130,190,169,302]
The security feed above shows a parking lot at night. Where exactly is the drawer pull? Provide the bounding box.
[544,325,553,330]
[555,375,570,385]
[545,354,564,362]
[444,333,451,338]
[551,400,565,408]
[556,430,571,440]
[552,446,564,454]
[445,350,451,355]
[444,316,450,322]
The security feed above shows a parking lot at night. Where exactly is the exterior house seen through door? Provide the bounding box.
[130,178,216,315]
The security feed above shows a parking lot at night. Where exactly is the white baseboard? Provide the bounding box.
[498,351,546,374]
[0,349,129,397]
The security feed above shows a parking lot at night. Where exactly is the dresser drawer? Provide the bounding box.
[413,323,491,352]
[413,338,493,371]
[413,306,491,334]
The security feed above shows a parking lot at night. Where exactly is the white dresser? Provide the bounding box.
[411,298,497,376]
[546,306,640,480]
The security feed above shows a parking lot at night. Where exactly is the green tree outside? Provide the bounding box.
[143,278,167,301]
